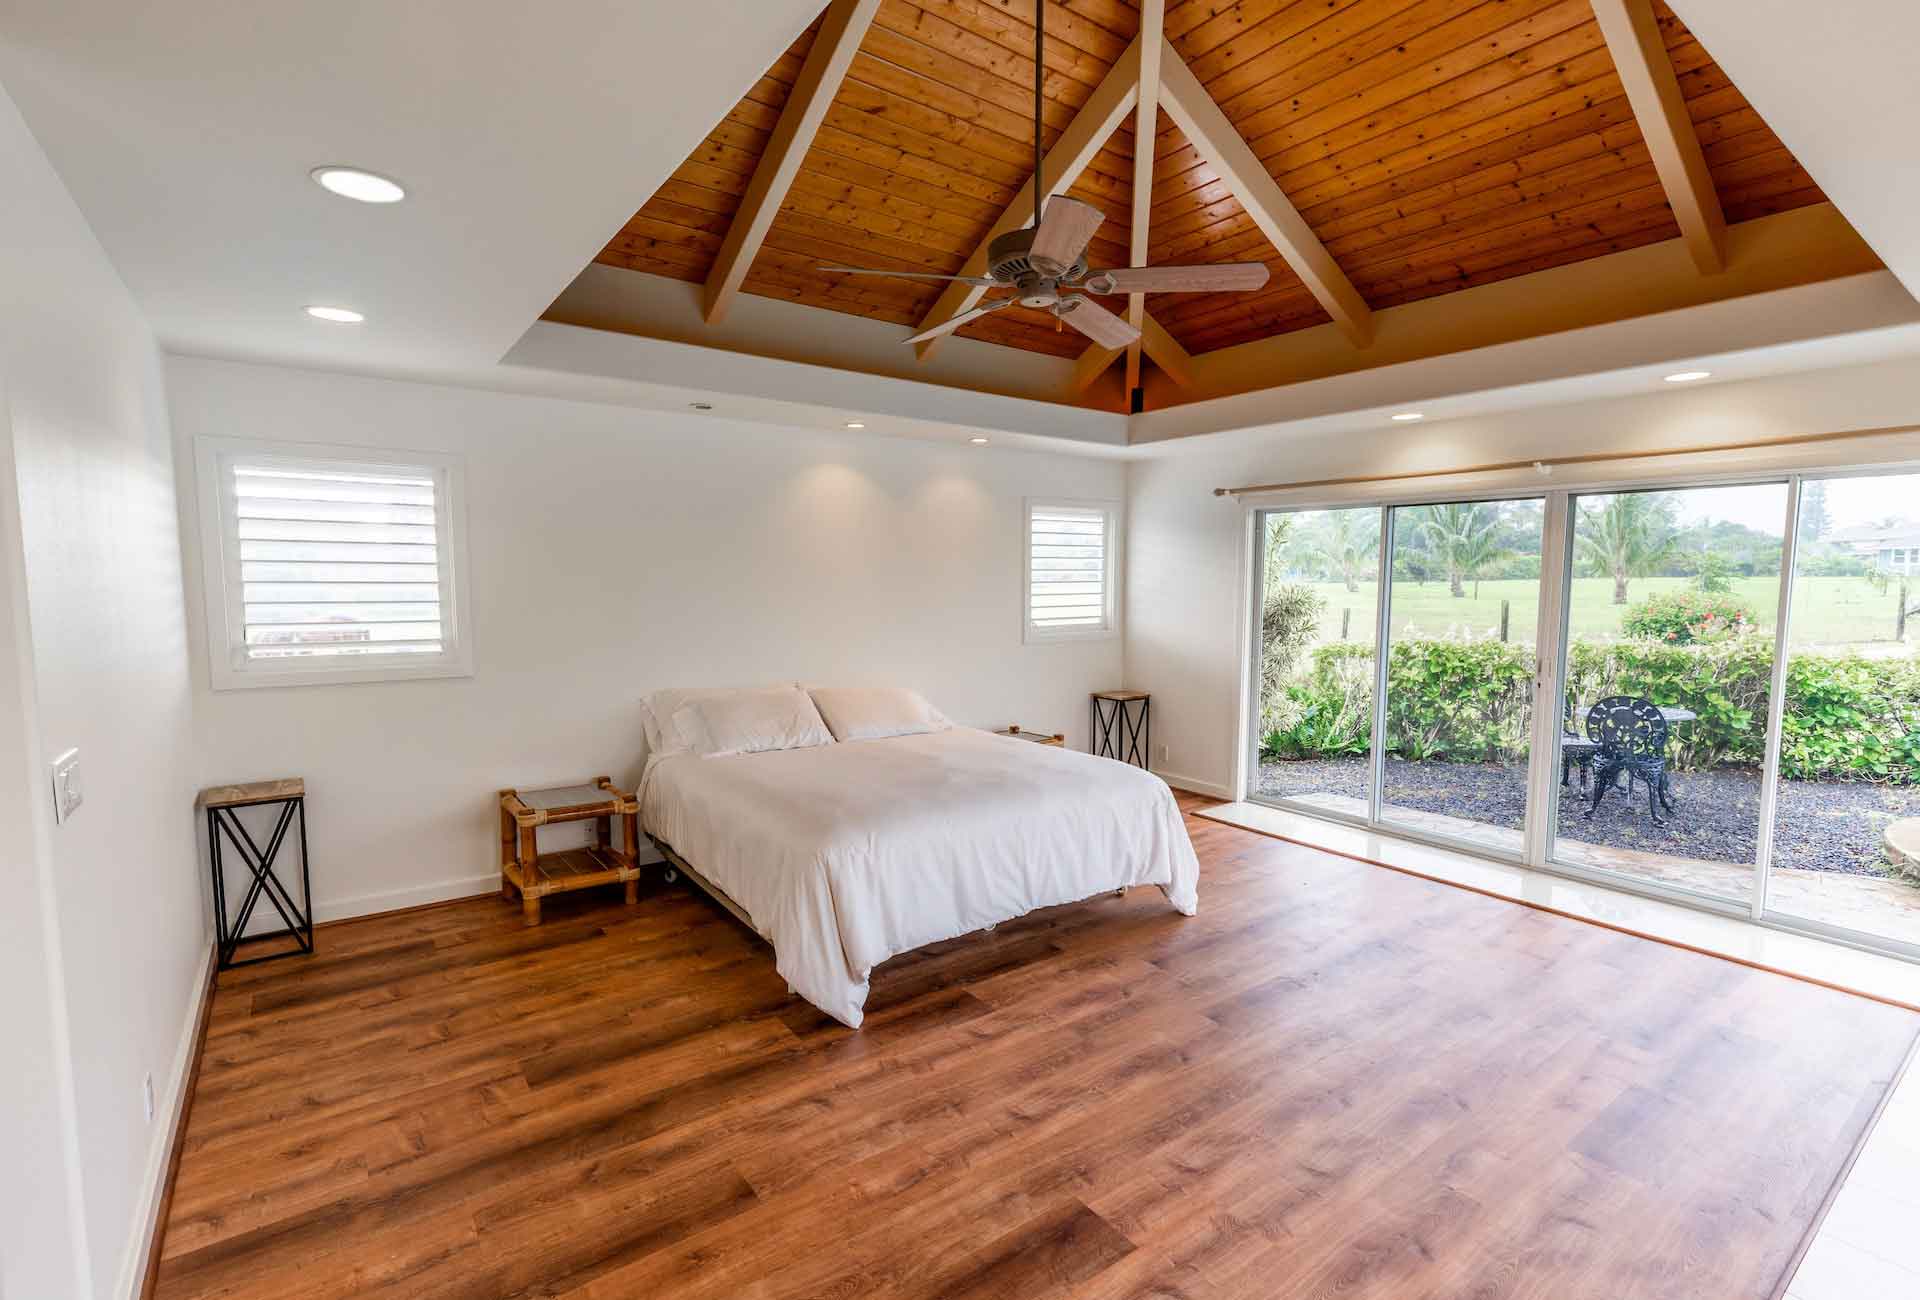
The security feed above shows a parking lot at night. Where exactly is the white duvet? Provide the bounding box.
[639,727,1199,1027]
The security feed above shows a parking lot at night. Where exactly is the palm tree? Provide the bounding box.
[1414,503,1510,598]
[1577,493,1676,604]
[1309,510,1378,593]
[1261,514,1294,597]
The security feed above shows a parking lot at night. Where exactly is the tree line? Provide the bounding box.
[1266,489,1882,606]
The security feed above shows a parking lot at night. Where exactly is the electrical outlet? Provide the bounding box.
[50,748,81,823]
[1158,744,1169,763]
[142,1072,155,1124]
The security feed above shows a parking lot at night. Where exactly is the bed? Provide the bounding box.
[637,688,1199,1028]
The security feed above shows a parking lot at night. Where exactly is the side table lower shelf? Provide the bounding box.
[502,846,640,925]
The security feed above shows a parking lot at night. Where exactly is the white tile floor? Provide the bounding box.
[1194,800,1920,1299]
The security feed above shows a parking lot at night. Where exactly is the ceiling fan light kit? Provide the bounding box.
[820,1,1269,354]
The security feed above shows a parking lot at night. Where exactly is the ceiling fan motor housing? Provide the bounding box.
[988,226,1086,296]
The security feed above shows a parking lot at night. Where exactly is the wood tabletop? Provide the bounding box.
[196,777,304,809]
[1091,689,1149,702]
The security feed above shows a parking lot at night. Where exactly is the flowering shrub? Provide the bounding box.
[1619,589,1756,645]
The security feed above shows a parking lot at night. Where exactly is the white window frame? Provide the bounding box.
[194,435,474,690]
[1023,497,1120,644]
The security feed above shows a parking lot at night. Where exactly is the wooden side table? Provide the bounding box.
[999,724,1065,747]
[1091,690,1150,768]
[198,777,312,971]
[499,777,641,926]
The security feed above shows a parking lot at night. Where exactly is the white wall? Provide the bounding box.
[166,356,1127,920]
[0,81,204,1300]
[1126,357,1920,798]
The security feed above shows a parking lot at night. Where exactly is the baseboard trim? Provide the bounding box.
[127,942,214,1300]
[1153,769,1233,800]
[314,873,500,924]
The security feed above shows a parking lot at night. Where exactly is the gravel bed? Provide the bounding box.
[1256,757,1920,876]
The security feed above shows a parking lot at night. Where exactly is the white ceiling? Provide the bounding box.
[0,0,820,374]
[1669,0,1920,307]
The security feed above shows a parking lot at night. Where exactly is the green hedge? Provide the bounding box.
[1259,635,1920,782]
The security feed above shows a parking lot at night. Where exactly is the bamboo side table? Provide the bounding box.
[499,777,641,926]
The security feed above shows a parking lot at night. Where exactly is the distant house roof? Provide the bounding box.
[1830,523,1920,549]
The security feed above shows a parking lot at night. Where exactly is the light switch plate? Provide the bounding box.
[51,748,81,823]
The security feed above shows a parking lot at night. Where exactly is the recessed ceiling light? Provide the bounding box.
[311,166,405,204]
[1664,370,1712,383]
[969,437,990,445]
[845,421,866,429]
[1390,412,1424,422]
[304,305,363,323]
[690,402,713,411]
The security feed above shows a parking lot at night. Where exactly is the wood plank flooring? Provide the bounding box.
[153,794,1919,1299]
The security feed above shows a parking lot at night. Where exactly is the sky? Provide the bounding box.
[1654,474,1920,535]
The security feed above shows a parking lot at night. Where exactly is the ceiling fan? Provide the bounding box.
[820,2,1270,350]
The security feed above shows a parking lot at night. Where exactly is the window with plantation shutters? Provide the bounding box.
[196,438,472,688]
[1024,499,1119,643]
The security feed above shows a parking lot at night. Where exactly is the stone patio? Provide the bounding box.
[1276,789,1920,949]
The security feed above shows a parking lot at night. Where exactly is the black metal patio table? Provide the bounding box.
[1586,702,1695,806]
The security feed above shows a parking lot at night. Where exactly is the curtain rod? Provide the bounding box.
[1212,424,1920,498]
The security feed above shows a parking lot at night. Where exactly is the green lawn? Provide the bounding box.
[1291,575,1912,650]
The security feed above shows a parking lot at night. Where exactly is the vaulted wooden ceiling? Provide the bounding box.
[577,0,1858,400]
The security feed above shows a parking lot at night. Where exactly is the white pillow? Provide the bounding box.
[807,687,950,742]
[648,685,833,758]
[637,696,669,759]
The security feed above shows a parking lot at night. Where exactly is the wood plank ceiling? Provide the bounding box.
[587,0,1834,379]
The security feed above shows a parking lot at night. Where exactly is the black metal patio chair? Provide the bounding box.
[1560,695,1598,789]
[1584,696,1676,825]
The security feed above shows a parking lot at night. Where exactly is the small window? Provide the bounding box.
[195,437,472,689]
[1024,498,1119,643]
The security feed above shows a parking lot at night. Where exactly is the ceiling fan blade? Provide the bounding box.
[1028,197,1106,275]
[1055,295,1140,350]
[819,264,998,286]
[1080,263,1272,294]
[901,298,1014,346]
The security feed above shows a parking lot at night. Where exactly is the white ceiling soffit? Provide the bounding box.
[1667,0,1920,303]
[501,321,1129,453]
[1130,271,1920,449]
[0,0,822,374]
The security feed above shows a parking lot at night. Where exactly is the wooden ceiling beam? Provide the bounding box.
[1591,0,1727,274]
[703,0,883,326]
[1070,307,1192,394]
[1157,38,1374,348]
[1124,0,1165,396]
[1070,342,1124,393]
[913,35,1142,360]
[1069,306,1192,395]
[1140,310,1193,388]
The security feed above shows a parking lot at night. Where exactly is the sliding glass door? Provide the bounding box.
[1245,463,1920,964]
[1379,497,1545,854]
[1765,471,1920,951]
[1250,507,1381,818]
[1548,483,1788,906]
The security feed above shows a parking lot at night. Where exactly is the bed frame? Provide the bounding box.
[645,831,763,936]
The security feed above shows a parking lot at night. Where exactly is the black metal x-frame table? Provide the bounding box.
[203,782,313,971]
[1091,690,1151,768]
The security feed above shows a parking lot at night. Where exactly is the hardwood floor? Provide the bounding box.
[154,795,1919,1299]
